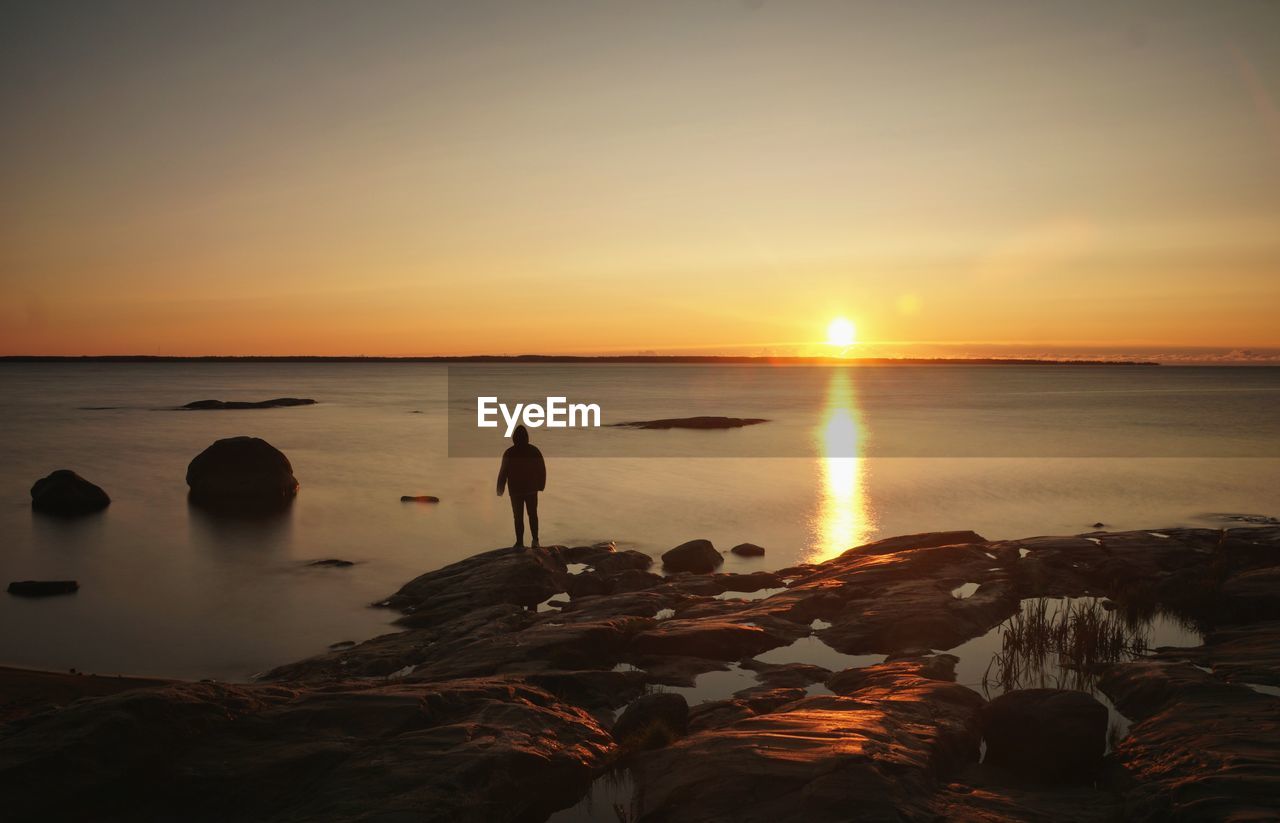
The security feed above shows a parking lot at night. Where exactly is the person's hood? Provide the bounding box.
[512,424,529,445]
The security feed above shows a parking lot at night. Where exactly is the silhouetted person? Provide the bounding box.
[496,424,546,548]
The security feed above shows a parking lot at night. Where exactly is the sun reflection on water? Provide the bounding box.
[811,368,875,561]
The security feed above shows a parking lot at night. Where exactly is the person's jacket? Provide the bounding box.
[498,442,546,496]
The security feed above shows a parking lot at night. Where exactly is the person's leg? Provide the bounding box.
[510,494,525,547]
[527,493,539,547]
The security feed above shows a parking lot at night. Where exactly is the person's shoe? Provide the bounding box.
[531,540,541,549]
[513,542,526,550]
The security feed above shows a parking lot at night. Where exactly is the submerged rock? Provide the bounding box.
[185,436,298,506]
[7,580,79,597]
[307,559,354,568]
[730,542,766,557]
[399,495,440,503]
[980,688,1107,784]
[29,470,110,515]
[662,539,723,574]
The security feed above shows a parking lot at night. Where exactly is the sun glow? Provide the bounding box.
[826,317,856,349]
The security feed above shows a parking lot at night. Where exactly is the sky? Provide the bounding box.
[2,1,1279,359]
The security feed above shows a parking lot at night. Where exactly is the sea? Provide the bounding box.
[1,362,1277,681]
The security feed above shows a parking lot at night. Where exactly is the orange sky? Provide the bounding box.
[2,2,1279,359]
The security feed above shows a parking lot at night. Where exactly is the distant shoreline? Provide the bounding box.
[0,354,1158,366]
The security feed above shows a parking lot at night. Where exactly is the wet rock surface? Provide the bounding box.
[3,525,1279,821]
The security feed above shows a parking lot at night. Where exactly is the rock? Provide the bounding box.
[185,436,299,506]
[1218,567,1280,622]
[845,530,987,556]
[1092,522,1106,528]
[307,559,354,568]
[29,470,110,515]
[827,654,958,694]
[589,549,654,574]
[631,620,788,660]
[730,542,766,557]
[179,398,316,410]
[662,539,723,574]
[381,545,567,628]
[0,678,614,822]
[400,495,440,503]
[1101,659,1280,821]
[628,674,983,821]
[612,693,690,749]
[610,416,769,429]
[7,580,79,597]
[980,689,1107,784]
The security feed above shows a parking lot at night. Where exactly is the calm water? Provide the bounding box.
[1,363,1277,680]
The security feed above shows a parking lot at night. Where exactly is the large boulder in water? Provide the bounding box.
[186,437,298,505]
[662,539,722,574]
[30,470,110,515]
[981,688,1107,784]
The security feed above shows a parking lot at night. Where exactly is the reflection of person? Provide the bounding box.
[496,424,546,549]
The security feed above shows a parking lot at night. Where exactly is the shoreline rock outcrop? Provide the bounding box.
[2,525,1279,821]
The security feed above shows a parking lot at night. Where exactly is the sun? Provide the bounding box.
[826,317,856,348]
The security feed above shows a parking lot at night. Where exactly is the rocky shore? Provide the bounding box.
[2,526,1278,821]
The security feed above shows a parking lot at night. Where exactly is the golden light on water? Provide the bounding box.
[812,368,875,561]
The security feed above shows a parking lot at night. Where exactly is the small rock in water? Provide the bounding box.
[308,559,355,568]
[730,542,766,557]
[662,539,723,574]
[8,580,80,597]
[400,495,440,503]
[1092,522,1106,528]
[30,469,111,515]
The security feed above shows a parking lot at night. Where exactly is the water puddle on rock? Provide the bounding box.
[713,587,788,601]
[946,595,1205,752]
[664,664,759,704]
[756,634,885,672]
[547,768,637,823]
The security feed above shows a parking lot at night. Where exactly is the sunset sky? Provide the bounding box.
[3,1,1279,359]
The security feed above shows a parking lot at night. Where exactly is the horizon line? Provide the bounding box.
[0,354,1163,366]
